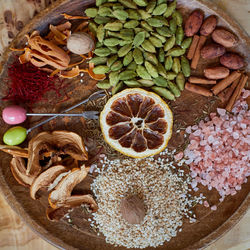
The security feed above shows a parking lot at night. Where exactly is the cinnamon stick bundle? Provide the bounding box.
[191,36,207,70]
[211,71,241,95]
[185,82,213,97]
[187,35,200,60]
[218,76,241,102]
[226,74,248,112]
[189,76,216,85]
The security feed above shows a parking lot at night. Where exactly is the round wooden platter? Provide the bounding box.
[0,0,249,250]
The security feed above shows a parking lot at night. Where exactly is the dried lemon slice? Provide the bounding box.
[100,88,173,158]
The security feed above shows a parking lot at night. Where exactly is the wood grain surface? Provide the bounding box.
[0,0,249,250]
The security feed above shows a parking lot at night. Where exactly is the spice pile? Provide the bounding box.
[85,0,191,98]
[90,156,202,248]
[184,89,249,202]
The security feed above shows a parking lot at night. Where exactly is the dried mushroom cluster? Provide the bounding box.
[0,131,97,221]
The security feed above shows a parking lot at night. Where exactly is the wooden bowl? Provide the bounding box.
[0,0,249,249]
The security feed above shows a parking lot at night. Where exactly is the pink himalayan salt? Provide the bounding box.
[185,90,250,200]
[174,151,184,161]
[211,205,217,211]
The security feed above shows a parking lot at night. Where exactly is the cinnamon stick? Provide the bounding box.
[211,71,241,95]
[191,36,207,70]
[226,74,248,112]
[189,76,216,85]
[185,82,213,97]
[218,75,241,102]
[187,35,200,60]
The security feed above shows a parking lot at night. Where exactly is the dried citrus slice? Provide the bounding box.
[100,88,173,158]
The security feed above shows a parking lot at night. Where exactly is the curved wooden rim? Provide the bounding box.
[0,0,249,249]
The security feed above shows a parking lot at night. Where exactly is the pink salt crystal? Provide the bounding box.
[210,113,216,119]
[192,125,199,130]
[203,201,209,207]
[217,108,226,116]
[186,126,192,134]
[208,135,214,144]
[193,129,201,136]
[174,152,184,161]
[211,205,217,211]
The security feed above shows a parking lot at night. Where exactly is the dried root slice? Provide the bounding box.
[10,157,35,187]
[27,131,88,176]
[46,194,97,221]
[0,145,28,158]
[30,165,68,200]
[48,166,88,209]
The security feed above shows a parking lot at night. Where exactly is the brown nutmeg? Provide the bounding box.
[120,195,145,225]
[67,32,95,55]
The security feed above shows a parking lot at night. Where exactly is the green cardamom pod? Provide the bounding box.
[107,31,121,38]
[172,57,181,74]
[155,16,168,26]
[140,21,153,32]
[127,9,141,20]
[181,56,191,77]
[149,36,162,48]
[151,86,175,100]
[118,0,137,9]
[133,0,148,7]
[165,55,173,71]
[141,40,156,53]
[124,20,139,29]
[143,51,158,65]
[157,0,165,5]
[85,8,98,18]
[145,61,159,78]
[118,43,132,57]
[123,51,133,66]
[163,0,176,18]
[96,0,107,7]
[113,3,124,10]
[119,70,137,80]
[119,40,132,46]
[167,47,186,57]
[107,46,118,54]
[153,76,168,87]
[111,60,123,71]
[94,15,111,24]
[133,48,144,65]
[167,80,181,97]
[98,6,112,17]
[120,28,134,39]
[93,65,110,74]
[169,18,177,34]
[137,9,151,19]
[97,24,105,43]
[176,26,184,46]
[89,56,107,65]
[151,32,166,43]
[97,80,111,89]
[146,1,156,14]
[104,21,123,31]
[138,79,154,87]
[181,37,193,49]
[152,3,167,16]
[165,72,177,80]
[124,80,142,87]
[133,31,146,47]
[164,36,176,51]
[157,63,167,78]
[158,48,165,63]
[176,72,185,91]
[147,17,164,27]
[109,71,120,86]
[95,41,103,48]
[94,47,112,57]
[136,65,152,80]
[156,27,172,37]
[107,55,118,67]
[88,22,97,36]
[127,61,137,70]
[113,9,128,21]
[112,81,124,95]
[173,10,183,26]
[103,38,121,46]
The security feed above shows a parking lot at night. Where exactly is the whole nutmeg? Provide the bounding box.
[120,195,145,225]
[67,32,94,55]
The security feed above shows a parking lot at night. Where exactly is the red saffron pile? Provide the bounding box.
[4,61,64,105]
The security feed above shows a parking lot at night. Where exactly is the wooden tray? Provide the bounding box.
[0,0,249,249]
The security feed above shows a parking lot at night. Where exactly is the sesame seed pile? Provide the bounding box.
[90,155,202,248]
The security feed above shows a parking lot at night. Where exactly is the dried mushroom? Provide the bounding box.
[0,145,28,158]
[30,165,68,200]
[49,166,88,209]
[10,157,35,186]
[27,131,88,176]
[46,194,98,221]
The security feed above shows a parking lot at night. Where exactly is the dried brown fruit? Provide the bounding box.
[120,195,146,224]
[185,10,204,37]
[204,66,230,80]
[200,15,217,36]
[212,29,238,48]
[201,43,226,59]
[220,53,245,70]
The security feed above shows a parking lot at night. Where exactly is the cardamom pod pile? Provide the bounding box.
[85,0,192,100]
